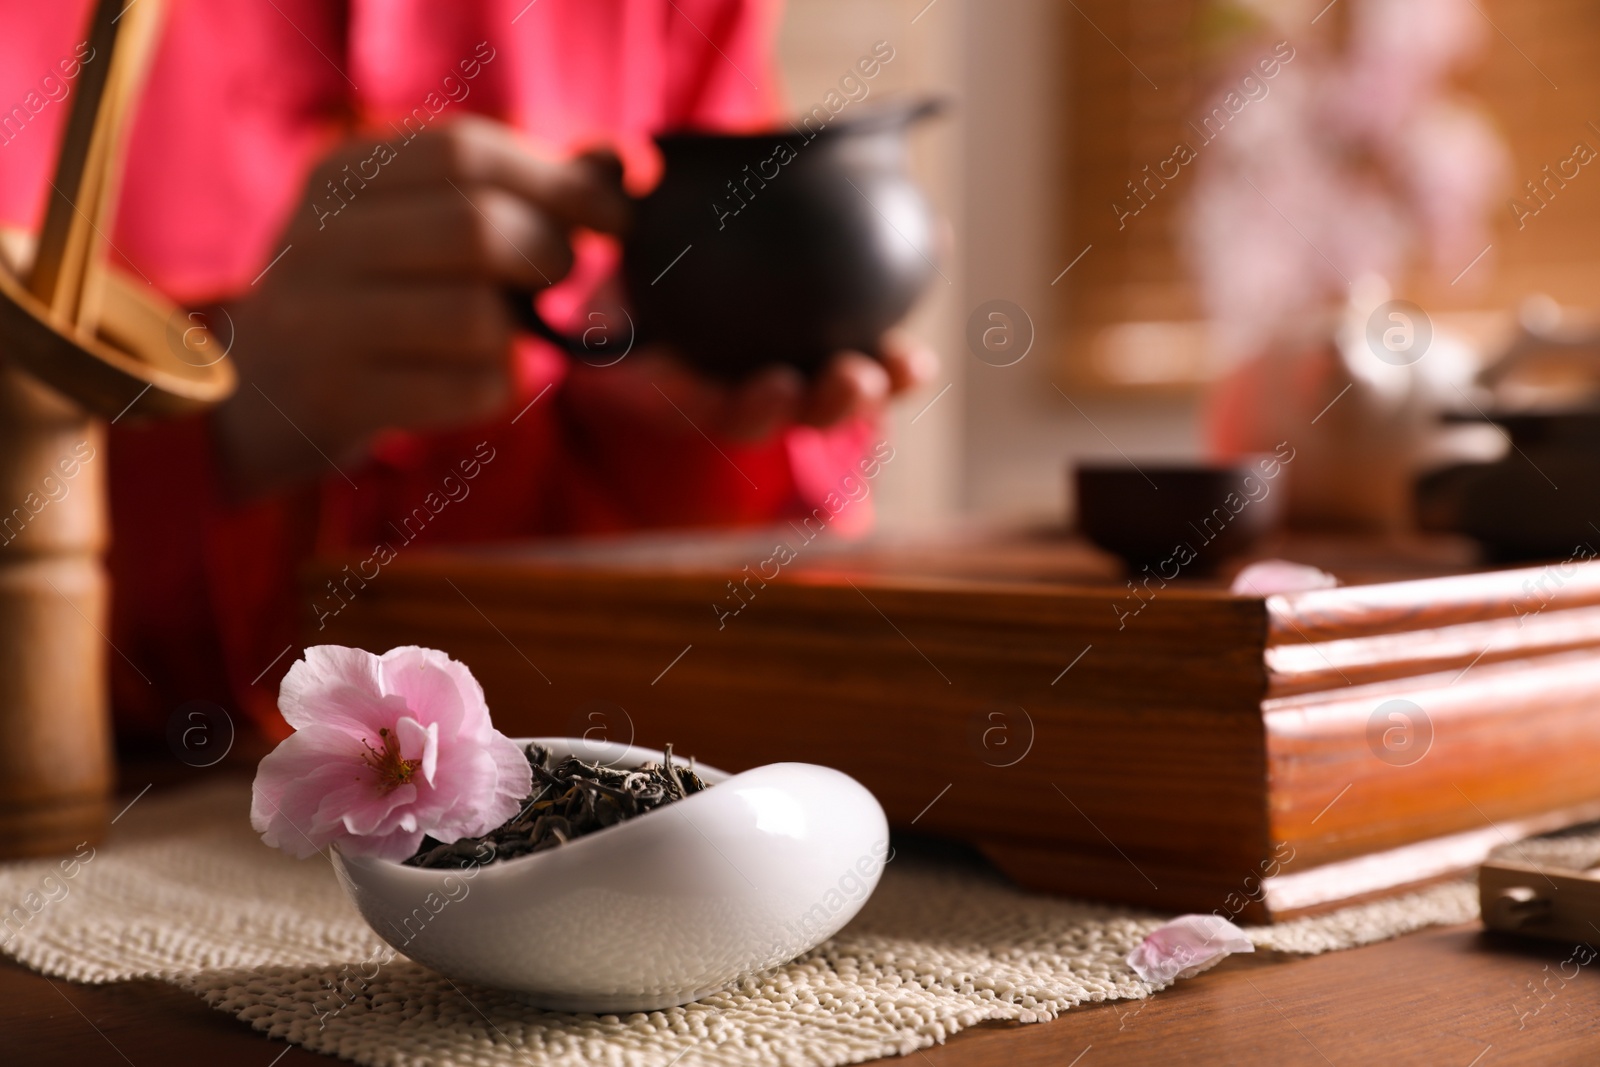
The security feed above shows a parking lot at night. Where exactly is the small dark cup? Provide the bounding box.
[515,98,943,381]
[1074,459,1286,575]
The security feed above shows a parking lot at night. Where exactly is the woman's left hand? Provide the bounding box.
[566,329,939,443]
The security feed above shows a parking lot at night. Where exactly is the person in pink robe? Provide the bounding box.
[0,1,935,743]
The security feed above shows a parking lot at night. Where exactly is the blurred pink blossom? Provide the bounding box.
[1183,0,1509,362]
[250,645,531,861]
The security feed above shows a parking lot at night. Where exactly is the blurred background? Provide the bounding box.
[781,0,1600,536]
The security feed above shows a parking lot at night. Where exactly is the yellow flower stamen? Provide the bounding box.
[360,727,419,792]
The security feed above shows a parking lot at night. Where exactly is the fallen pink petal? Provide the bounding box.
[1127,914,1256,984]
[249,645,532,861]
[1231,559,1340,596]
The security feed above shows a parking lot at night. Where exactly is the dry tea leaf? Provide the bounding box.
[405,742,709,869]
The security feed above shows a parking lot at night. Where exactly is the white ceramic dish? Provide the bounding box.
[331,737,890,1013]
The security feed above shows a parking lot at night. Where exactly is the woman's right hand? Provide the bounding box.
[211,116,628,497]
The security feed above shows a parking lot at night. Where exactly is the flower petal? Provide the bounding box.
[335,824,427,862]
[1230,559,1338,596]
[279,646,407,736]
[426,733,533,843]
[487,732,535,817]
[376,646,486,740]
[250,727,367,857]
[332,782,419,837]
[1126,914,1254,984]
[395,715,439,786]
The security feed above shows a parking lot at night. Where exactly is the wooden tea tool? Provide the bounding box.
[1,0,233,418]
[0,0,235,860]
[1481,859,1600,944]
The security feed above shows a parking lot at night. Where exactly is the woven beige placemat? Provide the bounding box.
[0,781,1484,1067]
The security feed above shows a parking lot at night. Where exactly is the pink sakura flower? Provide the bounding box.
[250,646,531,862]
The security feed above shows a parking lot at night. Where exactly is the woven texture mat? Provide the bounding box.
[0,781,1488,1067]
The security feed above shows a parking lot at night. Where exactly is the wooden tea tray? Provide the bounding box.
[310,528,1600,922]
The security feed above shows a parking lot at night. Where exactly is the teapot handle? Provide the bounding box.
[505,289,636,366]
[506,289,585,356]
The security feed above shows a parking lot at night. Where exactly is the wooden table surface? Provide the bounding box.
[6,920,1596,1066]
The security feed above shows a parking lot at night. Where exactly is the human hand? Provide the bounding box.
[212,116,628,496]
[565,329,939,444]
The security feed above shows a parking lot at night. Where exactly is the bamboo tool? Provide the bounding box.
[28,0,123,324]
[0,0,235,860]
[1,0,233,419]
[61,0,170,339]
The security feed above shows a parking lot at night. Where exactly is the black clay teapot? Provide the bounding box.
[516,97,943,380]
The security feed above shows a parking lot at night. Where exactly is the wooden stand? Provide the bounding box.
[0,367,111,856]
[0,0,233,859]
[0,268,232,860]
